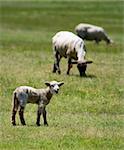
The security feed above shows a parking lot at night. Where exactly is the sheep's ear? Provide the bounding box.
[45,82,50,87]
[71,61,77,64]
[58,82,64,87]
[85,60,93,64]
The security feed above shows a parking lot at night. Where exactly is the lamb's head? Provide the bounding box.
[72,60,93,77]
[45,81,64,94]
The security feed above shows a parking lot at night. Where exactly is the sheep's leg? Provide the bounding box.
[36,109,41,126]
[36,106,43,126]
[95,38,100,44]
[53,63,57,73]
[57,54,62,74]
[53,51,58,73]
[67,58,73,75]
[19,106,26,125]
[53,51,61,74]
[12,94,19,126]
[43,108,48,126]
[12,108,18,126]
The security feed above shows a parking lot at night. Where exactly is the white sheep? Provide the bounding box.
[52,31,92,77]
[75,23,113,44]
[11,81,64,126]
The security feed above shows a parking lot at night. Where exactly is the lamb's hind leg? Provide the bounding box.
[12,107,18,126]
[12,93,19,126]
[19,106,26,125]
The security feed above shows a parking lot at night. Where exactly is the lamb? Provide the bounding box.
[52,31,92,77]
[75,23,113,44]
[11,81,64,126]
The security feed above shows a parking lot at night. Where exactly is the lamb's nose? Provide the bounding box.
[56,89,59,93]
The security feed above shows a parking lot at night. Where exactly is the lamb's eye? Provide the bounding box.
[51,85,54,87]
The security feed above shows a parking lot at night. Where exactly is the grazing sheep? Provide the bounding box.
[11,81,64,126]
[75,23,113,44]
[52,31,92,77]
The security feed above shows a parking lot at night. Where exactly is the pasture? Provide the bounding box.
[0,0,124,149]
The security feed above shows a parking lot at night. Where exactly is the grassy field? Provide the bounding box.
[0,0,124,150]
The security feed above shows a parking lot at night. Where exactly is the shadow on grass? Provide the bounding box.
[69,74,97,79]
[11,124,49,127]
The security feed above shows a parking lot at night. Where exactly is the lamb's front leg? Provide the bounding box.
[36,107,42,126]
[36,103,46,126]
[43,108,48,126]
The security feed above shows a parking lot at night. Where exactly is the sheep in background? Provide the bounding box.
[52,31,92,77]
[11,81,64,126]
[75,23,113,44]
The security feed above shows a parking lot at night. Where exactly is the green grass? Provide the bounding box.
[0,0,124,150]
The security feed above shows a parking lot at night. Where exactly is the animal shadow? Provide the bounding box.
[70,73,97,78]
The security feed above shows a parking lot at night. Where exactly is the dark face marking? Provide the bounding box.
[77,63,87,77]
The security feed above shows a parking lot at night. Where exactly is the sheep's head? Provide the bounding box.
[72,60,93,77]
[107,39,114,45]
[45,81,64,94]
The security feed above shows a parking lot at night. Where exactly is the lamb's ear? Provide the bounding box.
[45,82,50,87]
[71,61,77,64]
[58,82,64,87]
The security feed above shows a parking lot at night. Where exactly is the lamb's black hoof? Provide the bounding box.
[21,121,26,125]
[36,123,41,126]
[52,70,56,73]
[12,122,16,126]
[58,71,61,74]
[44,123,48,126]
[22,123,26,126]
